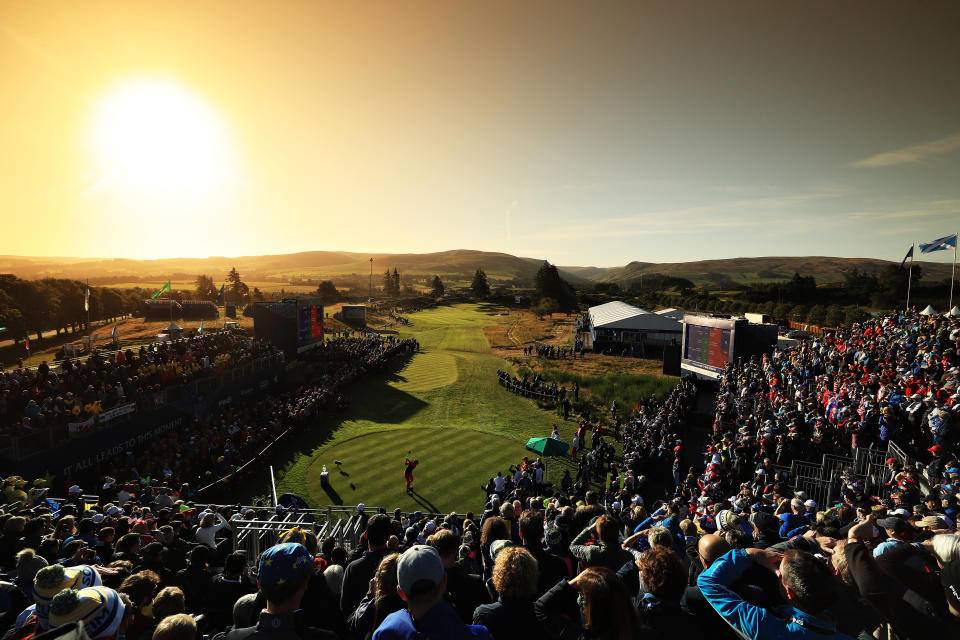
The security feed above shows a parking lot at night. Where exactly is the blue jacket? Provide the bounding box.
[697,549,853,640]
[373,602,492,640]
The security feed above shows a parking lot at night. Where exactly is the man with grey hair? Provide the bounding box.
[778,497,810,538]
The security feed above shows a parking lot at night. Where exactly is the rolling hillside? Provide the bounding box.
[593,256,956,288]
[0,250,593,286]
[0,252,953,290]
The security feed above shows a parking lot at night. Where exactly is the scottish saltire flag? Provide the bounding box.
[899,245,914,270]
[198,320,204,335]
[110,324,117,338]
[919,233,958,254]
[216,284,225,304]
[84,287,90,311]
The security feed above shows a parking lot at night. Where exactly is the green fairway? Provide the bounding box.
[268,304,596,512]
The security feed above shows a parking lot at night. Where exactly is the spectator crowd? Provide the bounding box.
[0,310,959,640]
[0,334,282,437]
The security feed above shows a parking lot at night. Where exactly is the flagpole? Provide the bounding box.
[906,243,915,311]
[86,279,90,332]
[950,231,957,312]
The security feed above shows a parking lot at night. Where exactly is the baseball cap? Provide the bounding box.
[257,543,313,586]
[885,458,898,464]
[917,515,949,529]
[876,517,910,533]
[397,545,444,595]
[803,500,817,508]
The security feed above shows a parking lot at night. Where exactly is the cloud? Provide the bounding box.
[527,187,845,240]
[850,132,960,168]
[844,199,960,221]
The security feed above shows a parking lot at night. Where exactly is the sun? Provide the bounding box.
[87,78,234,197]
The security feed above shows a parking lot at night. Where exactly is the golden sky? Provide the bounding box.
[2,1,959,266]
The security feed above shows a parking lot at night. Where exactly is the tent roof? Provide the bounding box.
[654,307,685,321]
[588,301,681,331]
[166,322,182,331]
[919,305,937,316]
[950,306,960,317]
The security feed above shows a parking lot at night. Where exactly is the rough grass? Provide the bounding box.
[514,365,679,410]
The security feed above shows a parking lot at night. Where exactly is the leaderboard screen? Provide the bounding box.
[297,299,324,348]
[683,322,732,372]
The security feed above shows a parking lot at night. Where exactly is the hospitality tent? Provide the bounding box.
[949,306,960,317]
[919,305,937,316]
[587,301,681,355]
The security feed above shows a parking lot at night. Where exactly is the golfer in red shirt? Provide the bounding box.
[404,456,419,493]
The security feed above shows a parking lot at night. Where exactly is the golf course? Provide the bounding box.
[270,303,669,513]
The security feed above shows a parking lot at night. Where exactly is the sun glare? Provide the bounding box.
[88,79,234,197]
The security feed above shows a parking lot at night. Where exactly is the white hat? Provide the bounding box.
[804,500,817,508]
[68,485,82,494]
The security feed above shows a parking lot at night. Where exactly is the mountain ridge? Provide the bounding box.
[0,251,953,288]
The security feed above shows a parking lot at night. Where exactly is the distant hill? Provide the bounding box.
[0,252,952,289]
[593,256,956,288]
[0,250,594,286]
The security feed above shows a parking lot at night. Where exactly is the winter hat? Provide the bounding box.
[49,587,125,639]
[34,565,101,629]
[544,527,562,547]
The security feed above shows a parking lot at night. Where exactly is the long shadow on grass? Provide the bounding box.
[232,351,429,502]
[321,484,344,506]
[409,489,440,514]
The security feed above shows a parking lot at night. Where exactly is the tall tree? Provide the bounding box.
[226,267,248,300]
[195,274,217,301]
[430,275,445,298]
[470,268,490,298]
[534,261,577,311]
[392,268,401,297]
[383,269,394,296]
[317,280,340,301]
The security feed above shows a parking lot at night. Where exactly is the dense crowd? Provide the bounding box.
[2,312,960,640]
[0,334,281,437]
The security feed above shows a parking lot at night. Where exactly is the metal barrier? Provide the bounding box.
[793,475,834,509]
[821,454,855,484]
[854,447,889,476]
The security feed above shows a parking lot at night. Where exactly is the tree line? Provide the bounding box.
[0,275,140,343]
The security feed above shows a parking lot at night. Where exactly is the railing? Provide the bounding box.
[780,440,926,505]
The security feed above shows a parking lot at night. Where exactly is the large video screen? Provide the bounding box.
[684,324,731,370]
[297,299,324,348]
[681,316,736,375]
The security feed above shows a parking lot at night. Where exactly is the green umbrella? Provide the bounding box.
[525,437,569,457]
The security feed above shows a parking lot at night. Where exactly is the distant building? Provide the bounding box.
[587,301,682,356]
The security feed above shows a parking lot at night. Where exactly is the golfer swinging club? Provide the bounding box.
[404,451,419,494]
